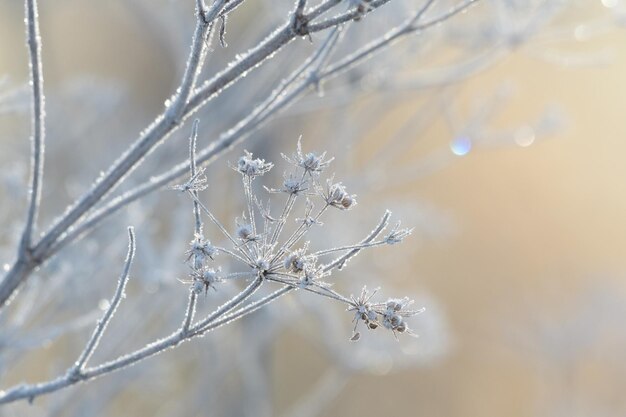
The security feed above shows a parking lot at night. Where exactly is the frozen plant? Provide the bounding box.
[175,129,422,342]
[0,122,419,405]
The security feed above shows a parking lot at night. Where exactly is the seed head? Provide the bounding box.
[185,234,218,263]
[190,266,223,295]
[236,222,254,240]
[283,246,313,273]
[322,180,357,210]
[236,150,273,177]
[282,137,333,175]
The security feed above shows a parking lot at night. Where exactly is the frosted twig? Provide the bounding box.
[190,286,293,335]
[19,0,46,254]
[72,227,136,373]
[181,120,204,332]
[323,210,390,273]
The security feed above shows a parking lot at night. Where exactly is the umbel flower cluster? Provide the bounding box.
[175,133,423,341]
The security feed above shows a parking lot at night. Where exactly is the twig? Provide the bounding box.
[181,120,203,333]
[19,0,46,253]
[71,227,136,373]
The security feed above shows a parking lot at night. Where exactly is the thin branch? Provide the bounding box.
[189,120,203,236]
[187,192,255,263]
[190,274,264,332]
[191,286,293,336]
[322,210,390,273]
[312,240,388,257]
[306,0,393,33]
[72,227,136,372]
[20,0,46,253]
[182,120,203,333]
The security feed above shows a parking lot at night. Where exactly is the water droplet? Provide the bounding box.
[450,136,472,156]
[2,263,9,272]
[514,126,535,147]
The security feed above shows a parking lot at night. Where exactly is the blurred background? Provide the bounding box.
[1,0,626,416]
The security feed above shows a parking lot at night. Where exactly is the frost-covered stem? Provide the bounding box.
[269,171,309,247]
[266,274,351,304]
[182,291,198,334]
[187,193,255,264]
[72,228,136,372]
[307,0,342,21]
[219,0,246,16]
[191,274,264,332]
[307,0,393,32]
[320,0,478,79]
[269,193,297,246]
[189,120,203,236]
[323,210,390,273]
[182,0,392,113]
[312,240,388,256]
[166,0,221,122]
[243,176,258,247]
[223,272,257,280]
[276,204,330,261]
[182,120,203,333]
[191,286,293,335]
[20,0,45,253]
[215,246,255,267]
[242,26,342,128]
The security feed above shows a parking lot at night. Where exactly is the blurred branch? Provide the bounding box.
[43,0,478,264]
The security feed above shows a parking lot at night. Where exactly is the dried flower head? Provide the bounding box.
[320,179,357,210]
[283,246,313,273]
[347,288,424,340]
[282,137,333,176]
[236,150,273,177]
[236,221,254,240]
[188,266,223,295]
[185,234,218,263]
[177,139,418,341]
